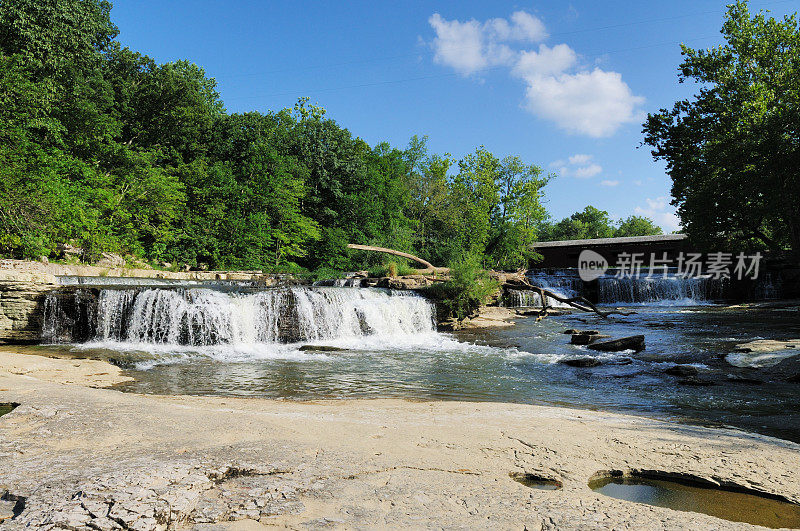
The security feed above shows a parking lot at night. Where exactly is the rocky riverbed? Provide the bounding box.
[1,351,799,529]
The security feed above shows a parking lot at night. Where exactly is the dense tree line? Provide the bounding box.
[0,0,662,274]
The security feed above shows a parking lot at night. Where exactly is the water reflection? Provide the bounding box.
[589,475,800,529]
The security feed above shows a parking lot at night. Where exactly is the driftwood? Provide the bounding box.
[346,244,449,274]
[509,278,636,320]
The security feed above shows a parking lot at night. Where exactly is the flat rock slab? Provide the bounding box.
[298,345,348,352]
[734,339,800,353]
[1,351,799,530]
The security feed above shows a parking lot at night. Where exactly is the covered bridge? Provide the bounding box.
[532,234,689,269]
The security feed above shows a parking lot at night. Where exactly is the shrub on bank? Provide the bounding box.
[424,254,500,320]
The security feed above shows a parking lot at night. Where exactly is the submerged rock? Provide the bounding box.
[298,345,348,352]
[726,374,763,385]
[560,357,602,368]
[611,357,634,365]
[588,335,645,352]
[664,364,699,377]
[678,377,716,387]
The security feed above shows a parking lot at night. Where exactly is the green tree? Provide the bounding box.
[643,0,800,254]
[614,216,663,237]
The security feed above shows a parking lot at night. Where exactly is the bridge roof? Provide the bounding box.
[533,234,687,248]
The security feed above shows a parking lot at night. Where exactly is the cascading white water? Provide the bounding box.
[44,287,436,346]
[523,269,727,305]
[597,274,723,304]
[503,271,581,308]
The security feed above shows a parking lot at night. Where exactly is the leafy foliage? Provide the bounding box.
[1,0,640,272]
[538,207,661,241]
[425,253,500,320]
[642,0,800,254]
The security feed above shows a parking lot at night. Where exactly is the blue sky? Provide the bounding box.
[110,0,799,231]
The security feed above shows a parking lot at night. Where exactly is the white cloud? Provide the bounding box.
[428,11,644,137]
[634,196,681,231]
[568,153,591,165]
[516,67,645,137]
[552,153,602,179]
[428,11,548,76]
[573,163,602,178]
[600,180,620,187]
[428,11,546,76]
[513,44,577,78]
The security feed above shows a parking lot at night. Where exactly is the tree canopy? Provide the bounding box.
[539,207,662,241]
[643,0,800,255]
[0,0,667,272]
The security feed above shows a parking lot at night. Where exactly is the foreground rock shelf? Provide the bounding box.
[1,351,799,529]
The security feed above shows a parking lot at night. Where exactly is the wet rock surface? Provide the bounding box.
[665,364,700,377]
[560,356,602,368]
[588,334,646,352]
[1,353,800,529]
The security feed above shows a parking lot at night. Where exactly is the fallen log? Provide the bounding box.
[508,279,636,319]
[346,244,449,274]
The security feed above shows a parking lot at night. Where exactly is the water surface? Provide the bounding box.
[34,301,800,442]
[589,475,800,528]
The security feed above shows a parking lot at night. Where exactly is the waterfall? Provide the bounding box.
[597,274,724,304]
[523,269,728,305]
[42,287,436,346]
[503,271,581,308]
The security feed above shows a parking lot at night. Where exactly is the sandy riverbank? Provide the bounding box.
[1,351,799,529]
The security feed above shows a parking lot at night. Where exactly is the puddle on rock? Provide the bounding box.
[0,403,18,417]
[589,474,800,529]
[510,472,562,490]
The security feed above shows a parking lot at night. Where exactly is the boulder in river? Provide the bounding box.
[560,357,602,368]
[664,364,699,377]
[570,333,610,345]
[587,335,645,352]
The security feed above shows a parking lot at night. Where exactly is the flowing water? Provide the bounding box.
[34,282,800,442]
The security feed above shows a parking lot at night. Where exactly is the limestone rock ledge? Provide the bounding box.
[0,271,57,344]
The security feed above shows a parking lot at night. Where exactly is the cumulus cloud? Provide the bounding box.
[568,153,591,165]
[600,180,620,187]
[428,11,644,137]
[428,11,545,76]
[516,68,645,137]
[635,196,681,231]
[551,154,602,179]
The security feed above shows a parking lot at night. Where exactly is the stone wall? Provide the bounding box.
[0,271,58,344]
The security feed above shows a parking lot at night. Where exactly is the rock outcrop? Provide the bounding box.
[0,271,57,344]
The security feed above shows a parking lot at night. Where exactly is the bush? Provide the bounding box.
[367,260,416,278]
[425,253,499,320]
[310,267,345,281]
